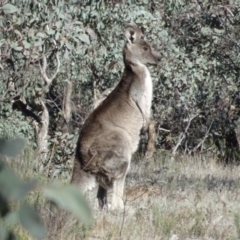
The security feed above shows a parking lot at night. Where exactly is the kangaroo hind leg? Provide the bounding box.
[111,173,128,209]
[97,185,108,209]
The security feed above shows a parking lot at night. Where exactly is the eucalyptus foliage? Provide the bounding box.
[1,0,240,174]
[153,0,240,162]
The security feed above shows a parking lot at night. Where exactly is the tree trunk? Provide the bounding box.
[37,99,49,164]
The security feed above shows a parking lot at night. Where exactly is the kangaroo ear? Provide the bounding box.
[140,26,145,34]
[125,26,137,44]
[140,26,146,39]
[125,25,143,43]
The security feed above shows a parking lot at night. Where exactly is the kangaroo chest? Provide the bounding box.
[142,66,153,119]
[130,64,153,123]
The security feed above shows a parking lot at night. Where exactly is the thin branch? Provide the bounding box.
[171,113,199,162]
[39,53,60,88]
[158,127,171,132]
[218,5,234,17]
[119,202,126,237]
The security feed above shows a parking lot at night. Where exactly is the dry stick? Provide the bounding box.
[62,80,73,132]
[192,120,213,153]
[218,5,234,17]
[119,201,126,237]
[158,127,170,132]
[45,98,63,114]
[171,114,199,162]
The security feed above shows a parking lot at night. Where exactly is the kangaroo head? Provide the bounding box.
[123,25,160,65]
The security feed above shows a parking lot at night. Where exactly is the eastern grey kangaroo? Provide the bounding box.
[71,25,160,209]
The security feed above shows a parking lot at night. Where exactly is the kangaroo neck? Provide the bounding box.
[119,59,149,89]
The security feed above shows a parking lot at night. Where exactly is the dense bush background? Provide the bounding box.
[1,0,240,179]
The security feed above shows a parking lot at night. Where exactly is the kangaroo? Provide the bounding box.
[71,25,160,209]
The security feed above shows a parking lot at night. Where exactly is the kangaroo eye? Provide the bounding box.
[143,47,148,51]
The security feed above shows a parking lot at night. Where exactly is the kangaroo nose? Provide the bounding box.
[155,55,161,63]
[154,52,161,62]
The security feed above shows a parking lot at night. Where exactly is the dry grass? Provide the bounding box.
[11,150,240,240]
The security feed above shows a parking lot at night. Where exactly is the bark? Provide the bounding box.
[37,99,49,163]
[37,53,60,163]
[61,81,73,133]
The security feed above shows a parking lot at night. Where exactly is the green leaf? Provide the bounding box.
[65,41,73,50]
[47,28,55,35]
[73,21,83,26]
[3,211,20,226]
[36,32,46,38]
[86,28,97,40]
[22,40,31,49]
[0,39,5,47]
[10,42,23,51]
[13,46,23,51]
[0,192,9,217]
[0,225,14,240]
[14,30,22,38]
[34,40,43,47]
[78,33,90,44]
[55,21,62,29]
[201,27,211,36]
[19,204,47,239]
[60,40,65,48]
[55,32,60,40]
[0,169,37,201]
[2,4,18,14]
[43,184,92,225]
[35,86,42,91]
[0,138,25,157]
[67,134,74,139]
[55,132,62,136]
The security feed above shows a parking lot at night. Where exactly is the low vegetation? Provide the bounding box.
[5,148,240,239]
[0,139,91,240]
